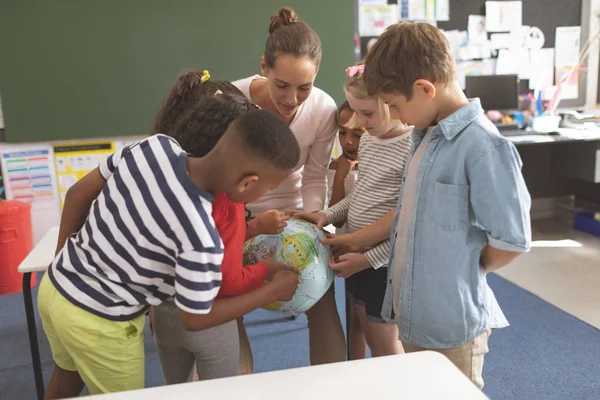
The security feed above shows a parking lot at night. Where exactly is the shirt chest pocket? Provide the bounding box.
[427,181,469,232]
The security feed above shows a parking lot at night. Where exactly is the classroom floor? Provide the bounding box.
[0,217,598,399]
[495,216,600,329]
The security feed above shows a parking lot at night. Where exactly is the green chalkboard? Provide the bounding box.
[0,1,354,143]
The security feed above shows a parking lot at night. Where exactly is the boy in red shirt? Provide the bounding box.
[150,70,298,384]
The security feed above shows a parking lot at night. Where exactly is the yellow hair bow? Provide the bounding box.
[201,70,211,83]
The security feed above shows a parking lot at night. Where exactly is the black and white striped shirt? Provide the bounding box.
[323,132,412,269]
[48,134,224,321]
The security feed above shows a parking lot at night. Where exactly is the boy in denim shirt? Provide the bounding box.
[360,21,532,388]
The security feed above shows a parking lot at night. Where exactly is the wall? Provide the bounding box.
[0,1,354,143]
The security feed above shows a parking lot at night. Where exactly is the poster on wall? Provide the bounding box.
[529,48,555,90]
[485,1,522,33]
[455,59,497,90]
[0,144,61,243]
[555,26,581,100]
[407,0,426,20]
[404,0,448,21]
[359,4,399,37]
[468,15,487,45]
[53,141,115,207]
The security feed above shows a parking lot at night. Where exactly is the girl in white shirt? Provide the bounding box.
[327,101,364,234]
[326,101,365,360]
[233,6,345,371]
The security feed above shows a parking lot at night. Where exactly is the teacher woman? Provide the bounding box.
[233,7,345,370]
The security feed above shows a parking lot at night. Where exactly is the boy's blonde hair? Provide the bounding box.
[364,21,456,99]
[343,61,392,130]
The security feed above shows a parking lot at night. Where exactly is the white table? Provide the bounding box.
[81,352,488,400]
[18,226,59,400]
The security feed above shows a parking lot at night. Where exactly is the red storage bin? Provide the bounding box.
[0,200,34,295]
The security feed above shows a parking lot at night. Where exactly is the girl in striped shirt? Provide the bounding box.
[293,62,412,359]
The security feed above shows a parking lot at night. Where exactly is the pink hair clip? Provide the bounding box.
[345,64,365,77]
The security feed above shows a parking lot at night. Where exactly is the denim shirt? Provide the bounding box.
[382,99,532,348]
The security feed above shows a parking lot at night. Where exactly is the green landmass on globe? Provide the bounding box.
[242,219,334,315]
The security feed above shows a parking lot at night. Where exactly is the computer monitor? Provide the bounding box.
[465,74,519,112]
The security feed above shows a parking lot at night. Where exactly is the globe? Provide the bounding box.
[242,218,334,315]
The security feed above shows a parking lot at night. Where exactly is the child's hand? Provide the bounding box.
[269,270,302,301]
[288,210,329,229]
[255,210,290,235]
[264,249,301,280]
[329,252,371,278]
[320,232,364,254]
[335,155,357,179]
[148,313,154,336]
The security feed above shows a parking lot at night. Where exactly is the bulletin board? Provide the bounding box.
[436,0,582,49]
[355,0,591,108]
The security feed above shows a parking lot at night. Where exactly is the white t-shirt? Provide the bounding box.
[233,75,337,215]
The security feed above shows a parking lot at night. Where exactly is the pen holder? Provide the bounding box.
[532,115,561,133]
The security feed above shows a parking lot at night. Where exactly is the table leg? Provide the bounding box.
[23,272,44,400]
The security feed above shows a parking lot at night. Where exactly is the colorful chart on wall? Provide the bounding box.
[53,141,115,207]
[0,143,61,243]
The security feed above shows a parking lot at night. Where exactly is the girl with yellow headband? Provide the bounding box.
[151,69,297,385]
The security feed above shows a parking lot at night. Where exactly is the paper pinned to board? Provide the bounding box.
[492,46,530,78]
[457,30,469,60]
[359,0,388,4]
[555,26,581,67]
[456,59,497,90]
[529,48,555,90]
[0,143,61,244]
[424,0,435,20]
[404,0,448,21]
[490,33,511,49]
[555,26,582,100]
[359,4,399,37]
[485,1,522,32]
[508,26,530,48]
[496,49,519,74]
[443,30,461,54]
[515,47,531,79]
[436,0,450,21]
[443,30,467,61]
[467,42,492,60]
[408,0,426,20]
[468,15,487,44]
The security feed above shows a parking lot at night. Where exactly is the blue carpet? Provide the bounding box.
[1,274,598,399]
